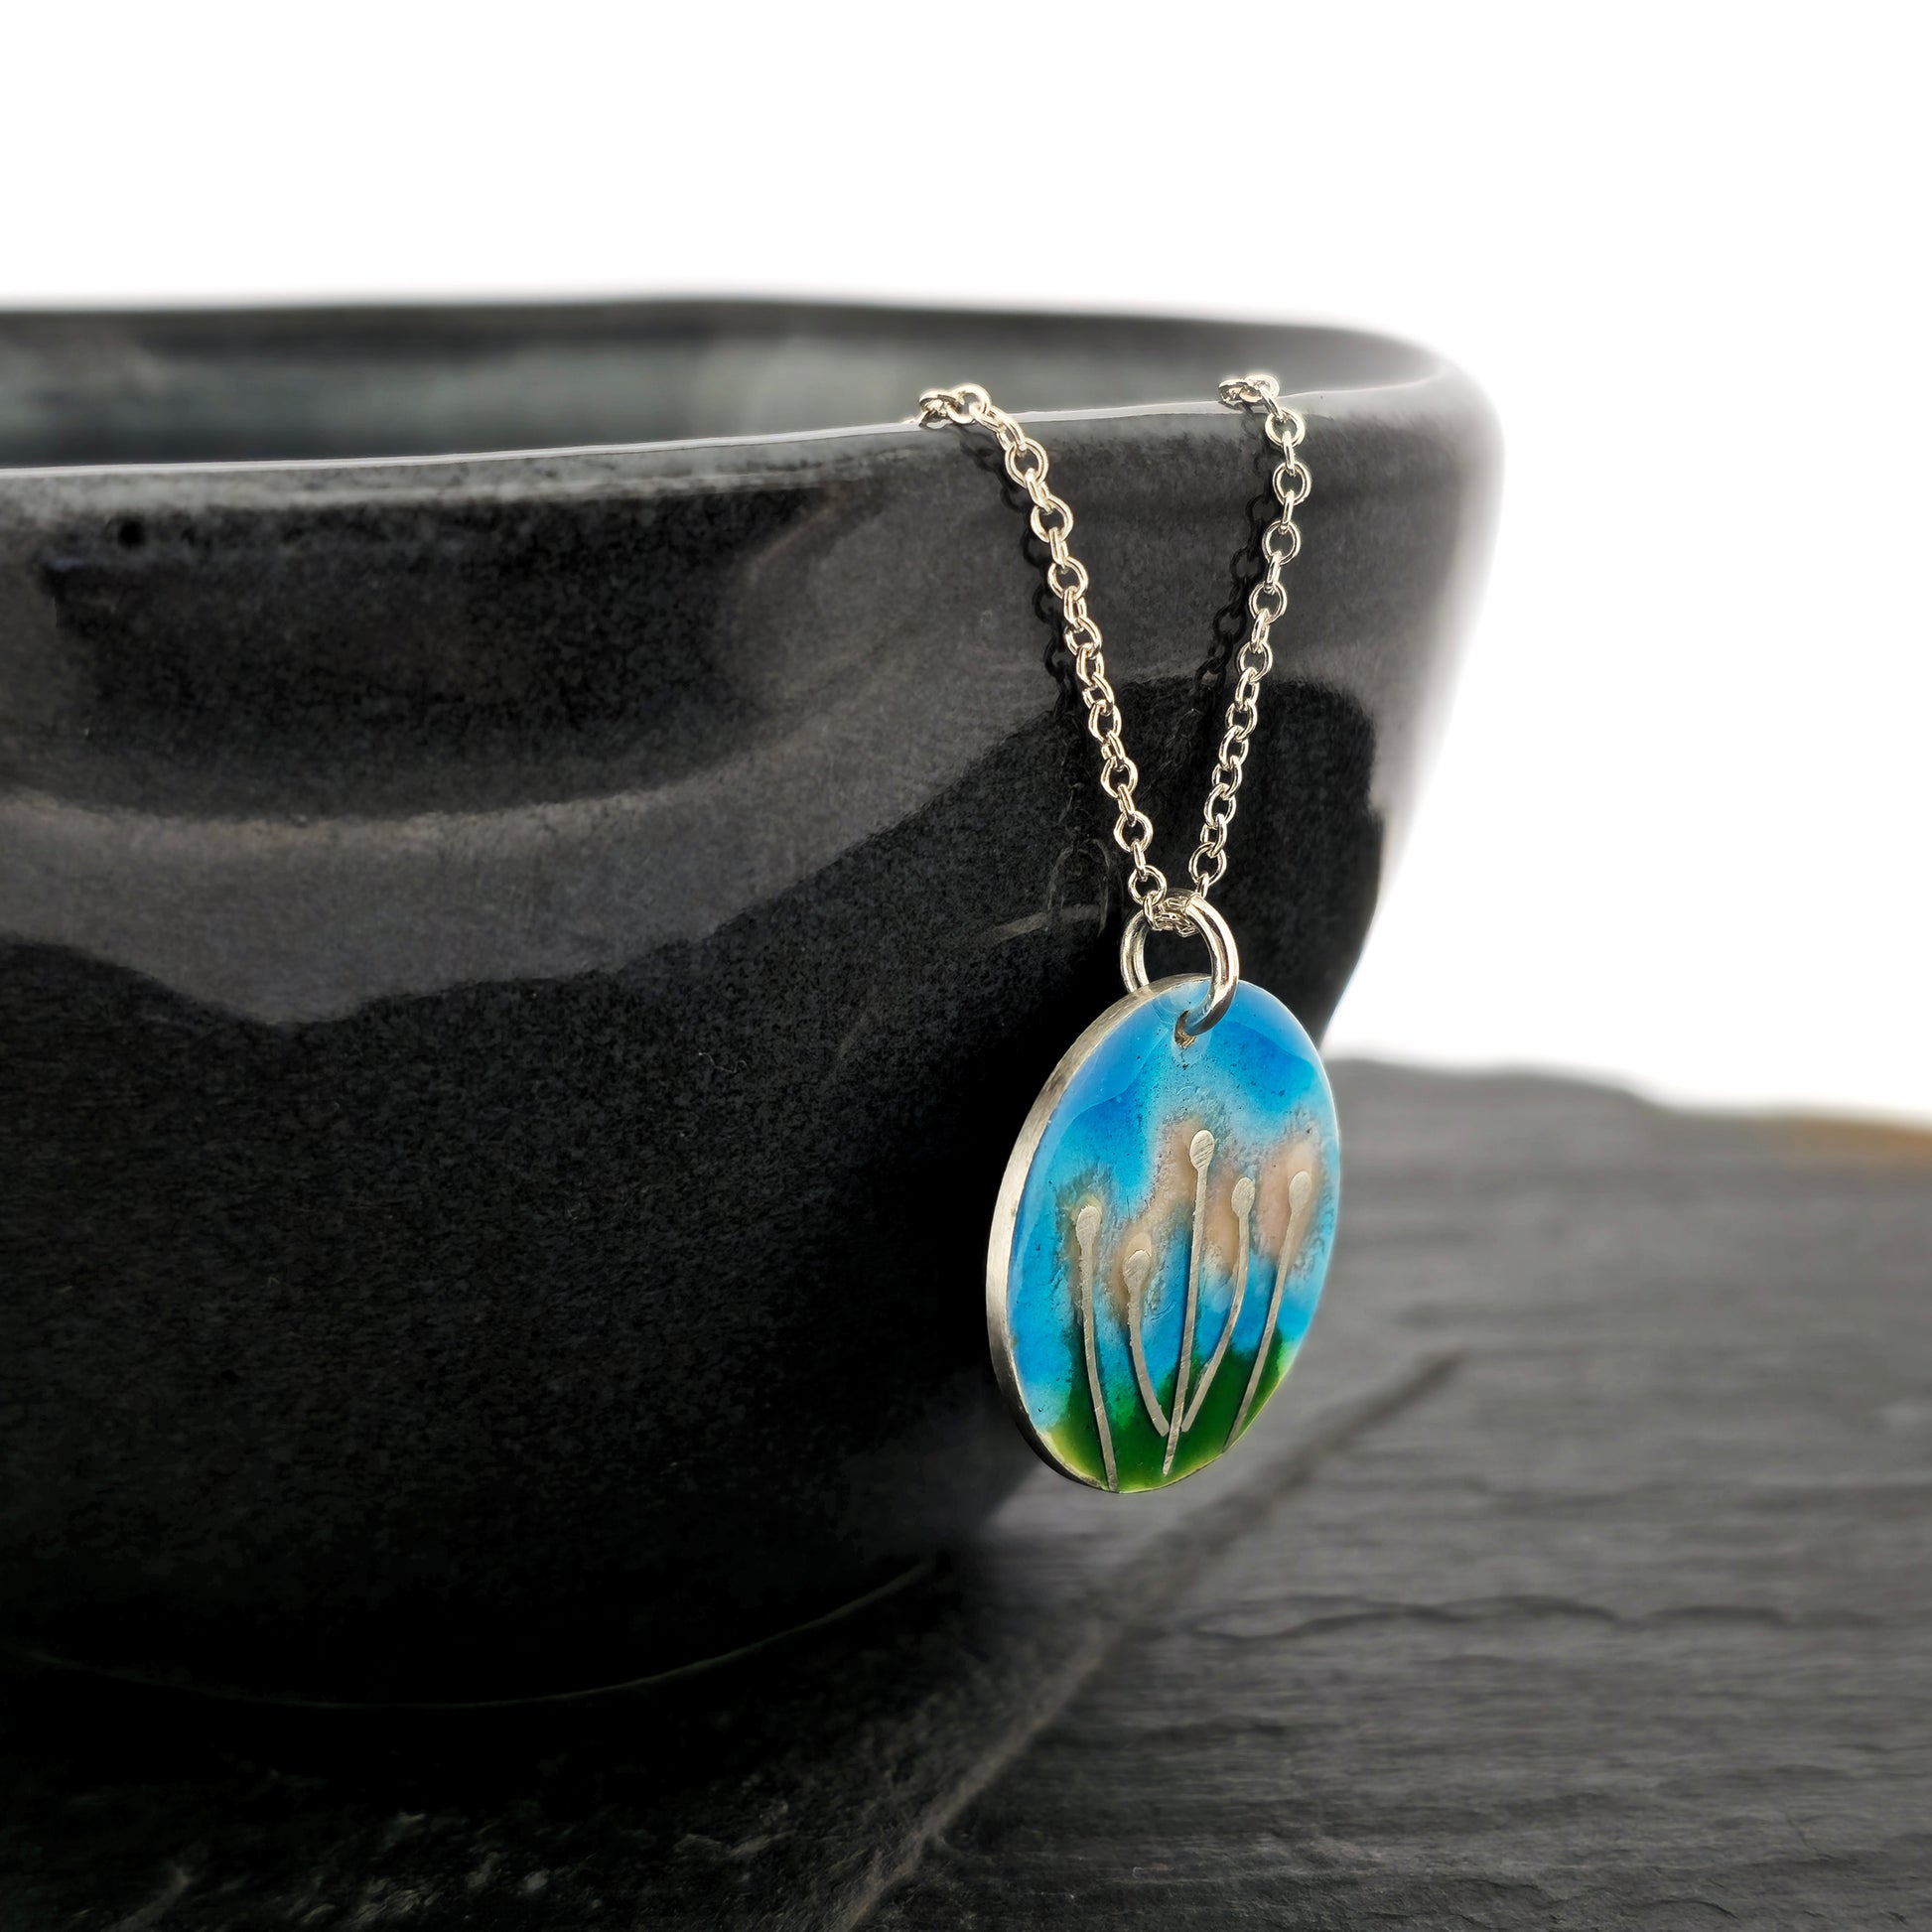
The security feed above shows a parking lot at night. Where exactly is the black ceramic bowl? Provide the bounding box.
[0,300,1498,1702]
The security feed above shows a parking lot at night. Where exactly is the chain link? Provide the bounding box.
[1192,374,1310,896]
[917,374,1309,931]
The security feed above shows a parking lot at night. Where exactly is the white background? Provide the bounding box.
[6,4,1928,1123]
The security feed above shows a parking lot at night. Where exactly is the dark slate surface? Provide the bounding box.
[3,1061,1927,1929]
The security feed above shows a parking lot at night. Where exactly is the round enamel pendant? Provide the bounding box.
[987,975,1340,1492]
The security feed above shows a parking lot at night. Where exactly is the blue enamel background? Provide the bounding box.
[999,977,1339,1490]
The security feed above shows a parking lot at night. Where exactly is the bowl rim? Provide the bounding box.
[0,293,1477,483]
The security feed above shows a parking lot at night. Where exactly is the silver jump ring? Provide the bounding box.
[1118,891,1242,1044]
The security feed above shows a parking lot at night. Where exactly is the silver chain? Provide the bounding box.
[917,374,1310,932]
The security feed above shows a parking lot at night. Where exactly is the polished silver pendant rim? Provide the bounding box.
[984,972,1207,1488]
